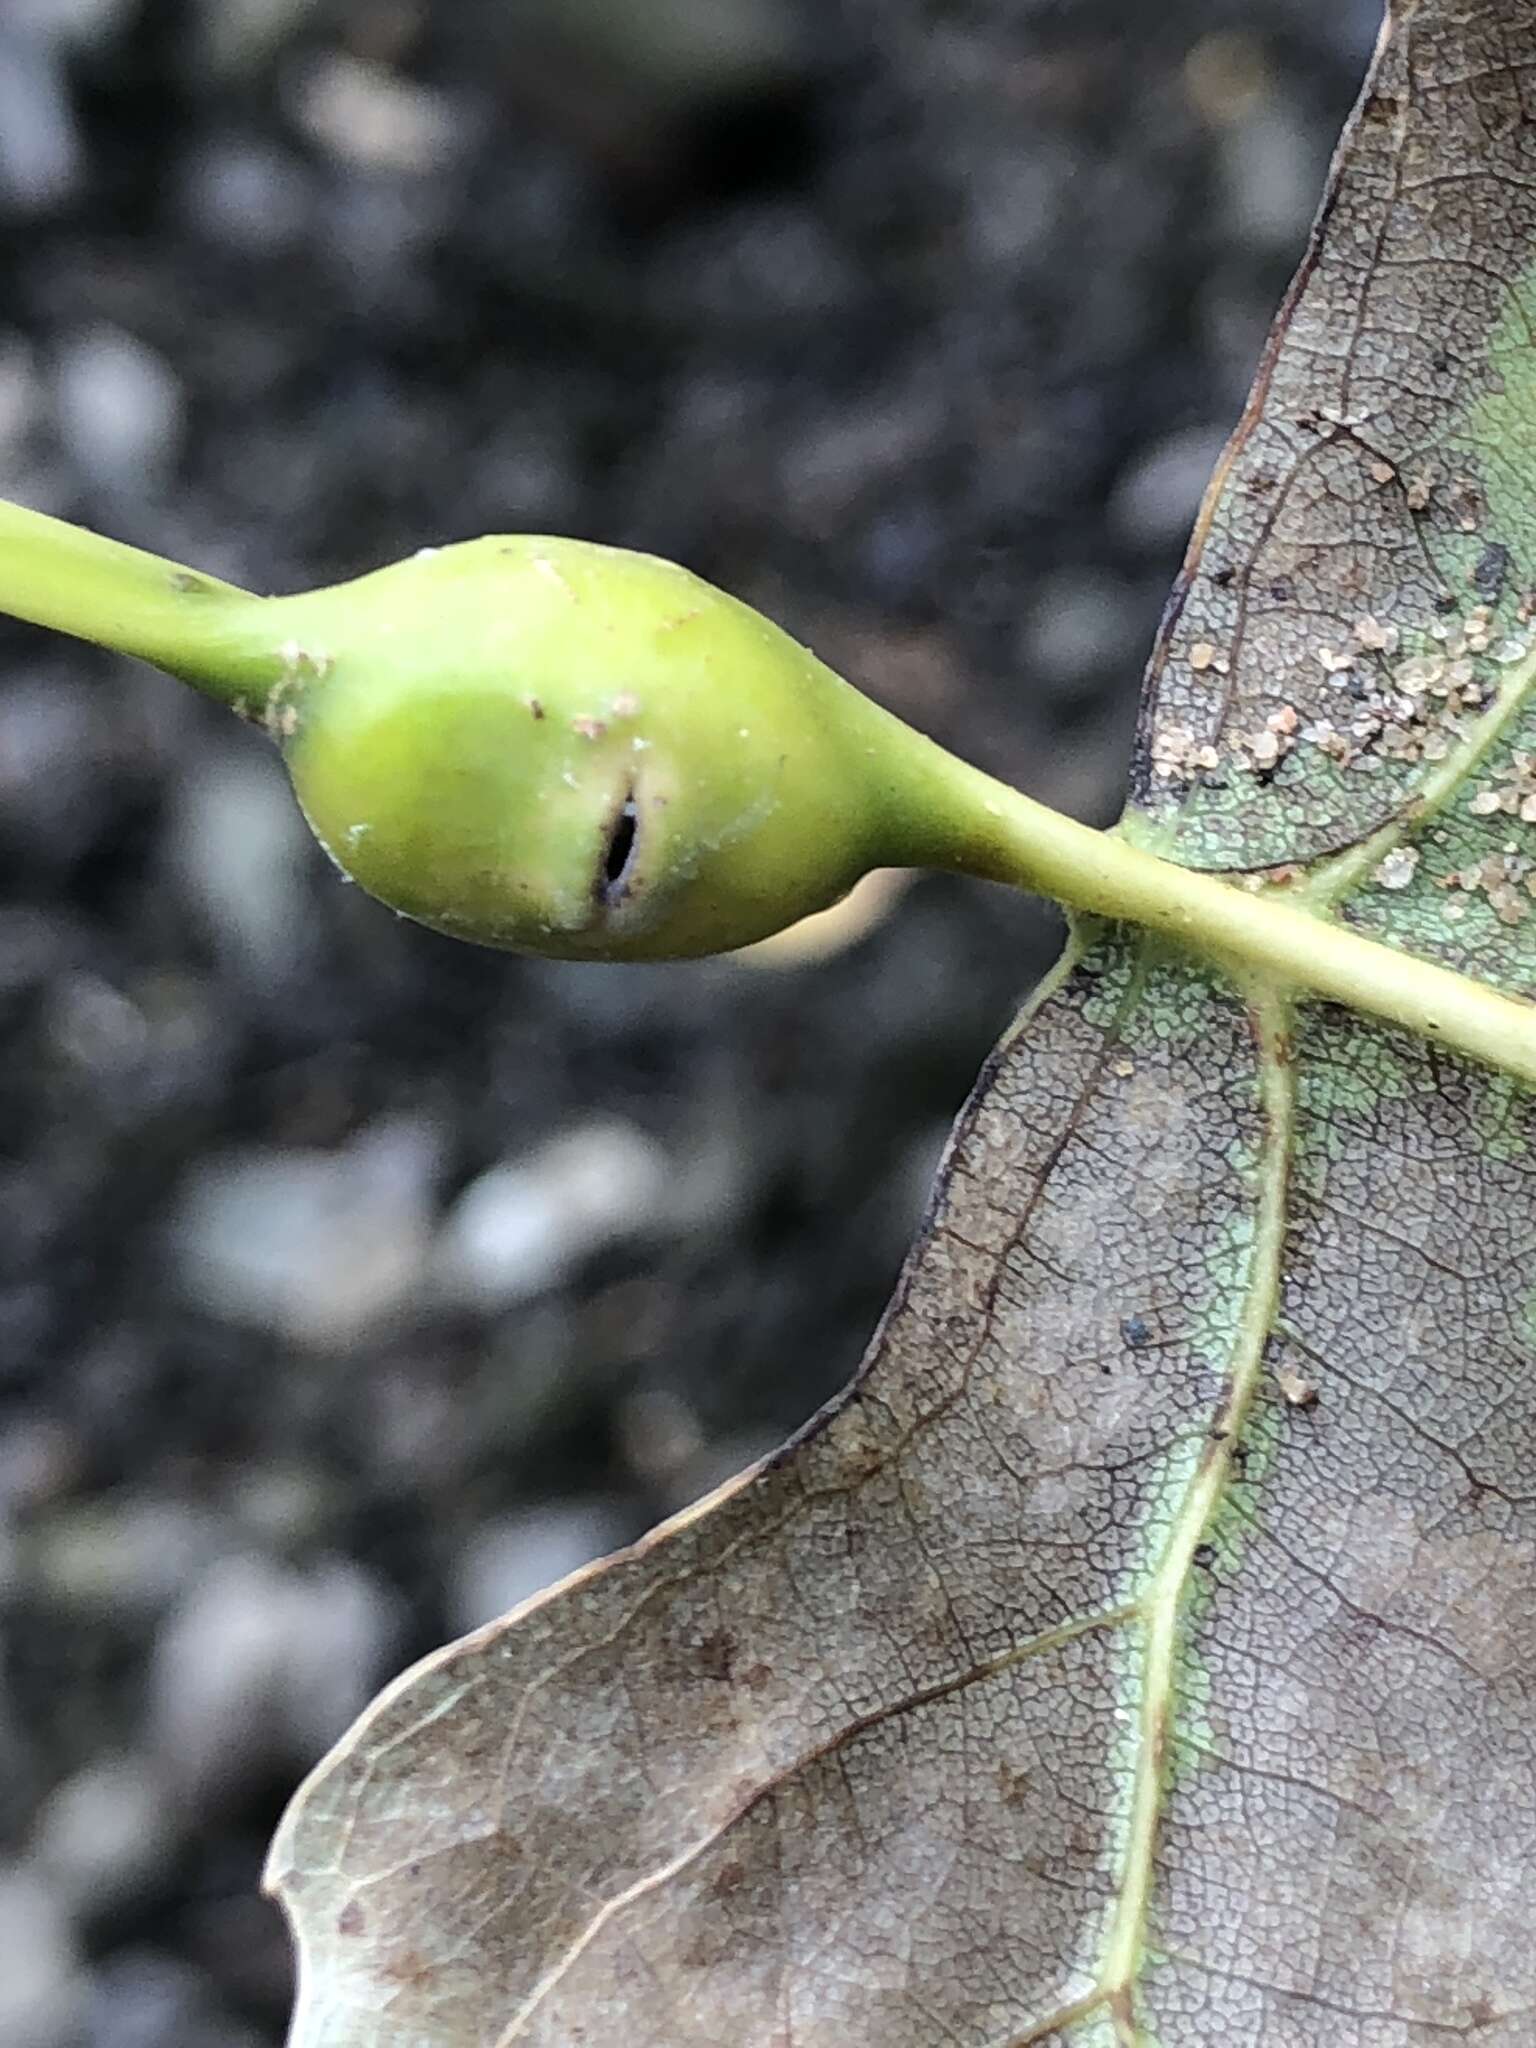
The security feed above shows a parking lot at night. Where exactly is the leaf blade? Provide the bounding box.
[268,3,1536,2041]
[1137,0,1536,893]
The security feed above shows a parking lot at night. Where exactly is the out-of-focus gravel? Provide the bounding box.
[0,0,1374,2039]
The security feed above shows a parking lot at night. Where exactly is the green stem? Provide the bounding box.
[0,496,273,708]
[899,745,1536,1087]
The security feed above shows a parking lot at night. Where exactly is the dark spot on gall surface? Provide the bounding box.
[528,697,545,719]
[380,1946,436,1990]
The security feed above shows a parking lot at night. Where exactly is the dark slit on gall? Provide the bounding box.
[600,793,640,906]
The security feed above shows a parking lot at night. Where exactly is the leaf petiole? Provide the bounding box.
[0,496,273,707]
[902,752,1536,1087]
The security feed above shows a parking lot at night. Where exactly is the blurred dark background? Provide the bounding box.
[0,1,1374,2041]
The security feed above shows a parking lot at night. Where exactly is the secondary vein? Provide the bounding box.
[1302,635,1536,913]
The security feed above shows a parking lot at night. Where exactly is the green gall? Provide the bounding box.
[260,537,921,960]
[0,498,993,963]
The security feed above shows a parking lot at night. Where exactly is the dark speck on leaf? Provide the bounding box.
[1268,577,1294,604]
[696,1628,737,1681]
[1473,542,1511,601]
[1193,1543,1216,1569]
[1121,1314,1152,1350]
[1433,590,1458,614]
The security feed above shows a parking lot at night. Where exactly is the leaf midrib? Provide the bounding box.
[1007,987,1296,2048]
[1060,590,1536,2045]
